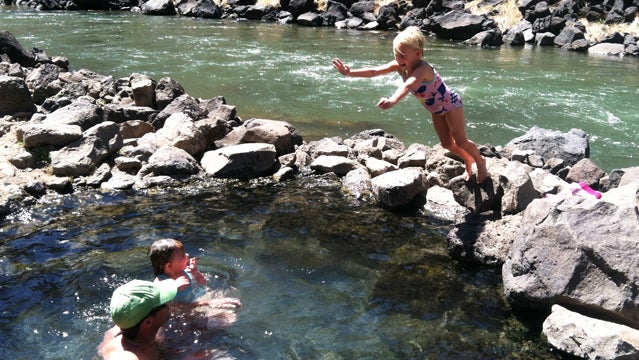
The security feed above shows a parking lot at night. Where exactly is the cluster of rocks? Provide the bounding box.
[5,0,639,57]
[2,31,639,359]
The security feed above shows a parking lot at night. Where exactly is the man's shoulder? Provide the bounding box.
[97,327,141,360]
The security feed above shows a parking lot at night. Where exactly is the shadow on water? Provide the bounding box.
[0,176,571,359]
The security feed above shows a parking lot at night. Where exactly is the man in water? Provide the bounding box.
[97,279,178,360]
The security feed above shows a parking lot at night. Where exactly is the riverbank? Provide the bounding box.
[2,31,639,358]
[4,0,639,58]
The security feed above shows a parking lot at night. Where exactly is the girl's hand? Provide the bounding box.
[377,97,395,110]
[332,58,350,76]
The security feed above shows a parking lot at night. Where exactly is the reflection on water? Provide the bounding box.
[0,177,563,359]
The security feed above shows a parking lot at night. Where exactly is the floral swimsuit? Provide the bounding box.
[408,62,462,115]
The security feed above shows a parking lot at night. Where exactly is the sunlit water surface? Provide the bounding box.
[1,177,563,359]
[2,8,638,171]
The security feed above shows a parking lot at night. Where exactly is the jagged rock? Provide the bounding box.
[306,137,349,158]
[450,157,506,213]
[242,118,303,156]
[50,121,123,177]
[130,73,156,108]
[499,161,540,215]
[543,305,639,359]
[0,31,34,67]
[24,63,62,104]
[528,168,567,195]
[310,155,359,176]
[155,112,209,156]
[503,20,533,45]
[104,104,156,124]
[371,167,427,208]
[297,12,323,26]
[363,155,397,177]
[503,190,639,328]
[447,213,522,266]
[503,126,589,167]
[463,28,503,47]
[154,77,185,110]
[397,144,427,168]
[138,145,201,177]
[201,142,277,179]
[423,185,470,222]
[120,120,154,139]
[17,123,83,148]
[177,0,223,18]
[342,167,372,198]
[43,99,104,130]
[141,0,176,15]
[431,10,495,40]
[565,158,606,189]
[0,76,36,116]
[151,94,206,129]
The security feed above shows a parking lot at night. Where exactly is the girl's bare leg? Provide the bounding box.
[432,108,487,183]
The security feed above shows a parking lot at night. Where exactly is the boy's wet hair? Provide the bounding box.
[393,26,425,53]
[149,238,185,276]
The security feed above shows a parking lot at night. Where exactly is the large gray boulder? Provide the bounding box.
[155,112,209,156]
[447,213,522,266]
[310,155,358,176]
[503,126,589,166]
[43,100,104,130]
[50,121,123,177]
[543,305,639,359]
[18,123,82,148]
[201,143,277,179]
[431,10,495,40]
[140,0,177,15]
[138,145,201,177]
[0,76,36,116]
[371,167,427,208]
[503,188,639,328]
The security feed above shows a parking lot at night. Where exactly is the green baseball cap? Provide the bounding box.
[109,279,178,329]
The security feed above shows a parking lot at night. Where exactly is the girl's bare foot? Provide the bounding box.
[475,159,488,183]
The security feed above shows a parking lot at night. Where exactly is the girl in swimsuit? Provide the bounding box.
[333,26,488,183]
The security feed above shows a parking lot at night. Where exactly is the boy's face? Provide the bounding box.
[394,44,422,71]
[167,248,189,273]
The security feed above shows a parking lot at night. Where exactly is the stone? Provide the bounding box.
[543,305,639,359]
[371,167,427,208]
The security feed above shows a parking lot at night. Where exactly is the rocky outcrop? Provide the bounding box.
[1,34,638,359]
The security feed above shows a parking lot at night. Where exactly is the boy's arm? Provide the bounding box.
[333,58,399,78]
[188,258,208,286]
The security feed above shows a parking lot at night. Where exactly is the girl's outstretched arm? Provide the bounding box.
[333,58,399,78]
[378,62,431,110]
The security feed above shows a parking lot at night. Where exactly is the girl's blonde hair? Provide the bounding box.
[393,26,426,53]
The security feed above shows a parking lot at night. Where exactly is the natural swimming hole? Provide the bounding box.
[0,176,565,359]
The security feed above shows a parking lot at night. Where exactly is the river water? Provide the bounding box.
[0,7,636,359]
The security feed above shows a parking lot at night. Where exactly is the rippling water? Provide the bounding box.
[2,8,638,171]
[1,177,563,359]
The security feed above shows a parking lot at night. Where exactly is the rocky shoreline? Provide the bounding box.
[2,31,639,359]
[5,0,639,57]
